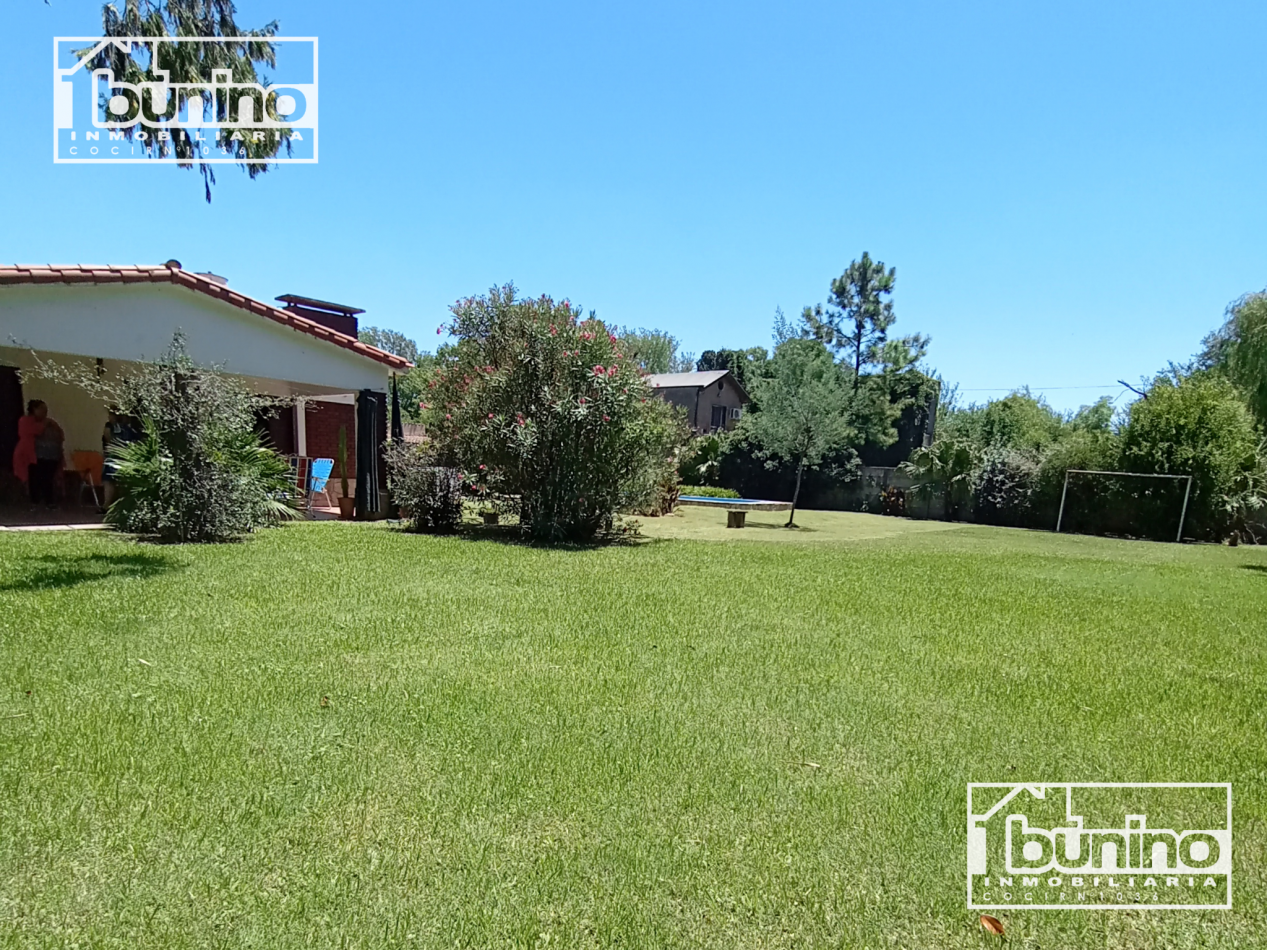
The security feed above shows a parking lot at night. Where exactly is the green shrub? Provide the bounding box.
[427,284,686,542]
[58,336,299,542]
[679,485,741,499]
[1119,373,1262,539]
[972,449,1038,527]
[108,424,296,541]
[384,442,463,533]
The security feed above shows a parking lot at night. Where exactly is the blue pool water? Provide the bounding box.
[679,496,768,505]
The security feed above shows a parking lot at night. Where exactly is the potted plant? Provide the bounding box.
[336,425,355,520]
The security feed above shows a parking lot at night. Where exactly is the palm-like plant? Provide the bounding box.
[106,418,297,542]
[900,440,976,520]
[682,434,725,486]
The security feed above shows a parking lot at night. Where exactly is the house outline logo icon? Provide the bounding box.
[967,783,1232,910]
[53,36,318,164]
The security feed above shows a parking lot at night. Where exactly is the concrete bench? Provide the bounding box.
[677,496,794,528]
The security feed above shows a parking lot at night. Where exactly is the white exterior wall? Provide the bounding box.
[0,282,390,395]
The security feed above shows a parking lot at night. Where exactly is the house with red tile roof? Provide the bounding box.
[0,261,410,518]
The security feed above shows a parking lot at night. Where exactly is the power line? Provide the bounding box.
[956,384,1122,392]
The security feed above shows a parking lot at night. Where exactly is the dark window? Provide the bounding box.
[0,366,22,475]
[254,405,296,455]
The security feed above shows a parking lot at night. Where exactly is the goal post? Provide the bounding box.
[1055,469,1193,543]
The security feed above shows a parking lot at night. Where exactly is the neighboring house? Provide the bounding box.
[0,262,411,515]
[646,370,748,433]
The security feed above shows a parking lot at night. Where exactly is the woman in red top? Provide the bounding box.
[12,400,64,506]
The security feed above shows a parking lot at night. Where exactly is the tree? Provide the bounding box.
[1069,396,1115,432]
[79,1,290,203]
[801,253,928,389]
[696,347,768,392]
[359,327,436,422]
[427,285,685,542]
[1202,292,1267,430]
[618,328,694,374]
[1119,373,1262,539]
[978,391,1065,452]
[739,338,855,526]
[359,326,423,364]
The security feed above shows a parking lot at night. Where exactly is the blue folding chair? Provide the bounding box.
[308,458,334,508]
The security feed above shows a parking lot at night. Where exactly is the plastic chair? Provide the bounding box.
[309,458,334,507]
[70,450,105,507]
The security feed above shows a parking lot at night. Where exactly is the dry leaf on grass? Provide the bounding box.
[979,914,1005,935]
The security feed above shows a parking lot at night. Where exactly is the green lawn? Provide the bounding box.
[1,516,1264,948]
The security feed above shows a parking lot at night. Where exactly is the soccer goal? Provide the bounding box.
[1055,470,1194,543]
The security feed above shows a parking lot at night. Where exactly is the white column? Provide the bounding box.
[295,397,307,457]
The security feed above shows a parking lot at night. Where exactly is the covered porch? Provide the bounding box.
[0,264,410,525]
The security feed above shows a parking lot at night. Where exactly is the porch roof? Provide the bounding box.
[0,263,411,372]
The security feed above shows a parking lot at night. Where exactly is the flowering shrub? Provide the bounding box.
[426,284,685,541]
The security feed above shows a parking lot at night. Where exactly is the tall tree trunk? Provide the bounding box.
[852,327,863,391]
[787,457,805,527]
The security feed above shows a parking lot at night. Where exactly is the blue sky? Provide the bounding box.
[5,1,1266,411]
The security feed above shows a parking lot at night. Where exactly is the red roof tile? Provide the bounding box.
[0,263,412,371]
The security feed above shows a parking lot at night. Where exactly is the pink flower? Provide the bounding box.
[549,324,558,336]
[487,412,494,419]
[607,366,618,377]
[602,415,611,422]
[445,413,452,420]
[479,464,486,471]
[593,365,606,376]
[579,397,587,405]
[609,334,618,343]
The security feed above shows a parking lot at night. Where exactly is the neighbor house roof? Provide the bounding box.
[646,369,749,402]
[645,370,731,389]
[0,263,411,371]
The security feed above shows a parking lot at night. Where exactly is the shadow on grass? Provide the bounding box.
[747,520,811,532]
[1241,564,1267,575]
[387,520,644,551]
[0,551,182,592]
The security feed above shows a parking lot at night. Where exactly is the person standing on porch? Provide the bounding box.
[101,407,139,507]
[13,400,64,507]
